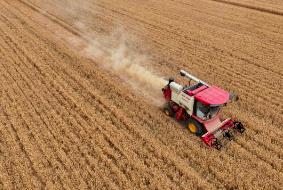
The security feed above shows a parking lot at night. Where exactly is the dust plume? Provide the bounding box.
[46,0,168,106]
[81,29,168,105]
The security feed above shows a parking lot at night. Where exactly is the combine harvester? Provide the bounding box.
[162,70,245,150]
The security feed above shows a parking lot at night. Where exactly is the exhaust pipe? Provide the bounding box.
[180,70,209,86]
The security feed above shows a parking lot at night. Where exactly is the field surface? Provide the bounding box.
[0,0,282,189]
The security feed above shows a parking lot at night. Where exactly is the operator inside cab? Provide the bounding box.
[195,101,221,120]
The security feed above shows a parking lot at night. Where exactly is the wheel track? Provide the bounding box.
[17,0,81,36]
[208,0,283,16]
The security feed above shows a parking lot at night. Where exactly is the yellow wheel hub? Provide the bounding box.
[188,123,197,133]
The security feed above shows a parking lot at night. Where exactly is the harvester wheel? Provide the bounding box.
[187,119,204,136]
[163,102,174,117]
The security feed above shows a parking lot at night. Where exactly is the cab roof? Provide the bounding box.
[194,86,230,106]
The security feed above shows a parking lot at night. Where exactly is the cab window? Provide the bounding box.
[195,101,220,120]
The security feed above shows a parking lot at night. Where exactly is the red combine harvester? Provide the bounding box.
[162,70,245,150]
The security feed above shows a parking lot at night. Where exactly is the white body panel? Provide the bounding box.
[170,82,183,104]
[171,90,195,116]
[169,82,183,92]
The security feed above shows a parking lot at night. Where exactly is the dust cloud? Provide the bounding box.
[46,0,168,106]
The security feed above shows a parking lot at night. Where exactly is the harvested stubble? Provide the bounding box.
[0,0,282,189]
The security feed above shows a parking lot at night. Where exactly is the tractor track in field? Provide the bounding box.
[14,0,81,37]
[209,0,283,17]
[0,0,283,189]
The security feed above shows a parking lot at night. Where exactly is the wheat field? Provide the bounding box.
[0,0,282,189]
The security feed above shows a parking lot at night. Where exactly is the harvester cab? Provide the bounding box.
[162,70,245,150]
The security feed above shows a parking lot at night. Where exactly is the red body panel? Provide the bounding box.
[176,107,186,121]
[192,113,222,132]
[162,86,171,101]
[187,85,207,96]
[201,119,236,146]
[195,86,230,105]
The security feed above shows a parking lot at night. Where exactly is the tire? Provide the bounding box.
[187,118,204,136]
[163,102,174,117]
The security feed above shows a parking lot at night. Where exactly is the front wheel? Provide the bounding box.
[187,119,205,136]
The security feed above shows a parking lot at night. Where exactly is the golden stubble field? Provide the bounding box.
[0,0,282,189]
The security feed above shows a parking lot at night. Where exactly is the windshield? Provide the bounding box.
[195,101,220,120]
